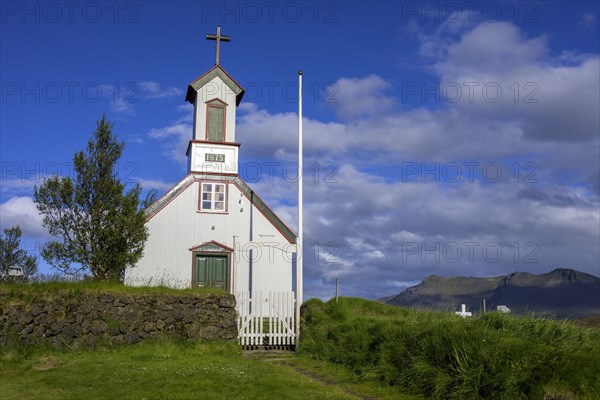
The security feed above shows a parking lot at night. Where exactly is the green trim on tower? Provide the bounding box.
[185,65,245,106]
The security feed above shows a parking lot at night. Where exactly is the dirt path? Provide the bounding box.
[243,350,378,400]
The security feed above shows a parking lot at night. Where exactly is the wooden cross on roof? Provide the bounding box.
[206,25,230,65]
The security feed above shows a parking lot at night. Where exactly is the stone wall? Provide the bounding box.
[0,290,238,347]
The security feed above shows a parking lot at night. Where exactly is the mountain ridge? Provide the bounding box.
[381,268,600,318]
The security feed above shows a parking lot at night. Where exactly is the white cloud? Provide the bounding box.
[110,98,136,117]
[138,81,183,99]
[147,123,191,166]
[237,108,347,158]
[145,103,196,166]
[392,230,424,242]
[0,196,48,239]
[243,160,599,298]
[295,165,599,296]
[175,103,194,122]
[438,22,548,75]
[0,179,35,195]
[125,135,145,144]
[137,178,174,191]
[433,22,599,143]
[329,75,396,120]
[103,81,183,118]
[238,102,259,114]
[580,12,597,29]
[141,20,600,299]
[366,250,385,259]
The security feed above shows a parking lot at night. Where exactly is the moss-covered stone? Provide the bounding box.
[0,289,237,347]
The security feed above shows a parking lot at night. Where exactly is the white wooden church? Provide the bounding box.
[125,27,300,346]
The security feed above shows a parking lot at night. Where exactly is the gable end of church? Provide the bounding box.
[143,173,297,245]
[185,65,245,106]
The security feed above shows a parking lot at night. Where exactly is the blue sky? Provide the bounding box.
[1,1,599,299]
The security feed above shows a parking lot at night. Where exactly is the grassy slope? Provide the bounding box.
[0,341,360,400]
[0,280,413,399]
[3,283,597,399]
[298,297,600,400]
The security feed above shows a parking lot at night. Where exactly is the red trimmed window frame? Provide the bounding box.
[198,180,229,214]
[205,98,227,142]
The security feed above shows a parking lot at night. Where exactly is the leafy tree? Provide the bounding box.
[141,189,158,209]
[0,226,38,282]
[34,115,150,281]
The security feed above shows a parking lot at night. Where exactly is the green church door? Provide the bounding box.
[195,255,229,290]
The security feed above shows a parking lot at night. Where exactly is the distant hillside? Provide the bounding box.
[382,268,600,318]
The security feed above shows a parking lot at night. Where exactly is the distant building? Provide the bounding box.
[497,305,511,313]
[8,266,23,276]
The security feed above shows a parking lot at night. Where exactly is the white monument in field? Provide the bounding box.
[455,304,472,318]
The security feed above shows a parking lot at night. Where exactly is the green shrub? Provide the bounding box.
[299,297,600,400]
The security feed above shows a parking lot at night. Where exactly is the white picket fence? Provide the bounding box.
[235,291,296,348]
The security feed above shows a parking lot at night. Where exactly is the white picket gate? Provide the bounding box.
[235,291,296,348]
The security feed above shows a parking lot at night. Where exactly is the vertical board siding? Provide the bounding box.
[125,181,295,295]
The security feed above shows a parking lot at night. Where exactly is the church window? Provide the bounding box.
[200,182,227,212]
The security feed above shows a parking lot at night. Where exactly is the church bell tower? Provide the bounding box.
[185,25,245,175]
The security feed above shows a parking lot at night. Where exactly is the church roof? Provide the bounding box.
[145,173,296,244]
[185,65,245,106]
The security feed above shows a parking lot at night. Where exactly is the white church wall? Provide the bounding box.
[125,178,294,292]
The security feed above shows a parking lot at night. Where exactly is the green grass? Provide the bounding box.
[299,297,600,400]
[0,281,225,303]
[0,341,362,400]
[280,354,418,400]
[3,284,597,399]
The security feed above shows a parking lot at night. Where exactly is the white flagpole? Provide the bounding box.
[296,69,303,343]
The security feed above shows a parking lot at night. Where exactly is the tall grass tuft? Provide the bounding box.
[299,297,600,400]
